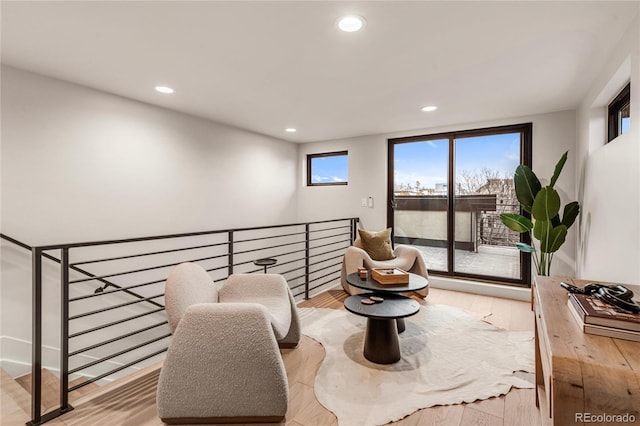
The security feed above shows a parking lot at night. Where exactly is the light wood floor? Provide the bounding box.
[2,287,540,426]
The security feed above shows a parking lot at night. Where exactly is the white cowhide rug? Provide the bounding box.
[299,304,534,426]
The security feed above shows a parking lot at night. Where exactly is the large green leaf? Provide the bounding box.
[514,165,541,213]
[550,151,568,187]
[533,219,550,241]
[561,201,580,229]
[531,187,561,221]
[515,242,536,253]
[541,225,568,253]
[537,223,551,252]
[500,213,533,233]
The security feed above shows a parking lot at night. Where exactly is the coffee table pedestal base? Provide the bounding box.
[364,318,400,364]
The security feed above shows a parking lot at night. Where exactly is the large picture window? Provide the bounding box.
[307,151,348,186]
[608,82,631,142]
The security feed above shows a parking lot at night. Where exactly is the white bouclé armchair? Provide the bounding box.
[156,262,300,424]
[341,229,429,298]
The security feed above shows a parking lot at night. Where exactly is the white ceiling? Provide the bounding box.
[2,1,638,143]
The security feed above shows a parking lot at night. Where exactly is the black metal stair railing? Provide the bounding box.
[2,217,358,426]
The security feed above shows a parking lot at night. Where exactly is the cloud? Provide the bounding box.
[312,175,346,183]
[505,153,519,161]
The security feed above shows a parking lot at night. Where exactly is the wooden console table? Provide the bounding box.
[534,276,640,425]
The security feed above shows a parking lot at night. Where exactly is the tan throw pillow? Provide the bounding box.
[358,228,395,261]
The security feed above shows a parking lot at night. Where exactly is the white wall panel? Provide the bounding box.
[576,15,640,284]
[0,66,298,246]
[0,66,298,371]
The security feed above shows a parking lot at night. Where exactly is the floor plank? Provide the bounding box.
[509,299,534,331]
[503,388,542,426]
[1,384,31,425]
[288,381,337,426]
[414,404,466,426]
[68,376,100,402]
[468,396,505,419]
[15,368,61,412]
[282,336,325,388]
[1,368,31,417]
[59,369,163,426]
[461,406,503,426]
[488,297,513,329]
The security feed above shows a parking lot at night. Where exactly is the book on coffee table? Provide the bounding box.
[567,299,640,342]
[568,293,640,332]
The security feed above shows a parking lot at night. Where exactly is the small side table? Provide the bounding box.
[254,258,277,273]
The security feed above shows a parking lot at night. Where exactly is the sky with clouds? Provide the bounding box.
[394,132,521,189]
[309,132,522,187]
[310,154,348,183]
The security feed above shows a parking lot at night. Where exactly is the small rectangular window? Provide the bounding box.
[307,151,348,186]
[608,82,631,142]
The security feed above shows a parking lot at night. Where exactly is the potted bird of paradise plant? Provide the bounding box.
[500,151,580,276]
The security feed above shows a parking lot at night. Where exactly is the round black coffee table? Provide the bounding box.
[346,272,427,332]
[344,293,420,364]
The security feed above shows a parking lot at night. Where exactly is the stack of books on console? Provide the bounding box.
[567,293,640,342]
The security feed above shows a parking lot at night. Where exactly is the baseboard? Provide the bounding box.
[0,358,118,385]
[0,336,141,381]
[0,358,34,378]
[428,276,531,302]
[1,336,68,378]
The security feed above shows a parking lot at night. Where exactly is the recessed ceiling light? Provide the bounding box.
[420,106,438,112]
[285,128,297,133]
[155,86,175,94]
[337,15,366,32]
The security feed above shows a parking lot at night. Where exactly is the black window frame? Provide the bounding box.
[608,82,631,143]
[387,122,533,287]
[306,150,349,186]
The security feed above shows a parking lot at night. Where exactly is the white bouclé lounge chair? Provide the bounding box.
[156,262,300,424]
[341,228,429,298]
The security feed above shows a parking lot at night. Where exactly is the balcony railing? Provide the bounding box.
[393,195,520,251]
[3,217,358,425]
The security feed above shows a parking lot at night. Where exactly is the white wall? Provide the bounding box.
[576,15,640,284]
[1,66,299,375]
[1,66,299,246]
[297,110,578,277]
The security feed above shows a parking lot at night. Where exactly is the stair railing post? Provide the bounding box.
[31,247,43,425]
[60,248,72,414]
[228,231,234,278]
[350,218,357,244]
[304,224,310,300]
